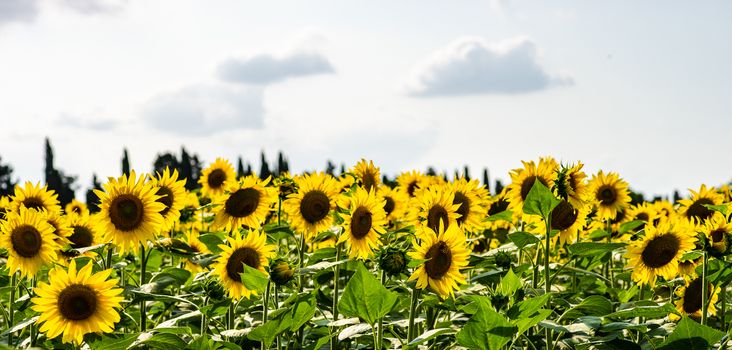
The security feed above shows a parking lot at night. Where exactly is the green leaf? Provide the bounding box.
[567,242,626,257]
[456,296,516,350]
[522,180,560,219]
[141,333,187,350]
[407,258,429,268]
[508,231,540,249]
[680,251,703,262]
[486,210,513,222]
[619,220,645,234]
[150,267,191,286]
[512,309,552,336]
[497,268,522,297]
[657,316,725,350]
[507,294,550,320]
[406,328,455,348]
[338,262,398,325]
[239,263,269,294]
[559,295,612,322]
[89,333,140,350]
[289,298,316,332]
[703,203,729,216]
[606,303,678,320]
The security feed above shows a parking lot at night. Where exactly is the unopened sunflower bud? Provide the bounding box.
[203,279,225,300]
[270,259,295,286]
[495,251,512,270]
[379,247,407,277]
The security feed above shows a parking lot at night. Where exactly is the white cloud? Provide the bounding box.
[403,36,573,97]
[56,114,118,130]
[143,84,265,136]
[0,0,40,25]
[216,50,334,85]
[58,0,128,14]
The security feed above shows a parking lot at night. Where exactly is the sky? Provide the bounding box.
[0,0,731,199]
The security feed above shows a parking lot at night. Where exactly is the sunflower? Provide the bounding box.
[396,171,428,198]
[678,256,702,276]
[408,222,470,299]
[213,175,277,232]
[337,187,387,260]
[283,173,339,241]
[410,184,461,238]
[45,210,73,246]
[625,221,696,286]
[485,189,513,231]
[179,191,201,226]
[549,200,589,245]
[311,235,337,252]
[653,200,676,226]
[703,213,732,254]
[94,171,166,253]
[0,195,11,218]
[199,158,237,199]
[671,276,720,321]
[351,159,381,193]
[678,185,725,228]
[626,203,658,229]
[0,207,58,278]
[10,181,62,215]
[448,178,489,234]
[506,158,558,216]
[378,185,409,224]
[64,199,89,219]
[32,259,124,344]
[587,171,631,221]
[556,162,589,208]
[213,230,275,300]
[183,231,211,274]
[148,168,187,231]
[58,215,100,264]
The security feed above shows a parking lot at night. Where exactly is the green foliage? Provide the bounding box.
[338,262,398,325]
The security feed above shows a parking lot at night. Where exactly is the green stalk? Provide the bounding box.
[297,233,306,346]
[8,272,16,347]
[261,280,271,350]
[105,244,114,269]
[274,286,281,350]
[30,277,37,347]
[228,302,235,330]
[722,282,729,331]
[330,243,342,350]
[140,244,148,332]
[544,215,552,350]
[702,251,709,325]
[377,270,386,350]
[407,286,420,342]
[200,296,209,335]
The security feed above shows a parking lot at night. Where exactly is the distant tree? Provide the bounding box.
[44,138,77,206]
[85,173,103,213]
[673,190,681,203]
[495,179,505,194]
[0,156,17,197]
[188,153,203,189]
[276,151,289,176]
[237,156,246,178]
[463,165,470,180]
[180,148,193,188]
[245,163,253,177]
[482,168,490,194]
[259,151,272,180]
[121,148,131,176]
[325,160,336,176]
[629,189,645,206]
[153,152,179,175]
[426,167,437,176]
[339,164,346,176]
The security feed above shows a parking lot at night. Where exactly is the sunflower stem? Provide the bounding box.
[274,285,281,350]
[702,250,709,325]
[200,296,209,336]
[297,233,306,346]
[140,244,148,332]
[29,277,37,347]
[261,280,271,350]
[7,272,16,347]
[544,215,553,350]
[105,243,114,270]
[331,243,342,350]
[228,302,235,330]
[407,285,420,342]
[377,269,386,350]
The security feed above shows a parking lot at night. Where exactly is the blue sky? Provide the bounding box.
[1,0,730,197]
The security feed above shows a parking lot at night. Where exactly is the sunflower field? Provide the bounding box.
[1,156,731,349]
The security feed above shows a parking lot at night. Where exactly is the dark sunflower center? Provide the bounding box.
[299,191,330,224]
[109,194,144,231]
[225,247,261,282]
[23,197,45,211]
[712,229,726,243]
[407,182,418,197]
[635,213,650,222]
[362,172,377,192]
[11,225,42,258]
[551,200,578,231]
[72,206,82,214]
[427,205,449,232]
[69,225,93,249]
[687,198,714,222]
[641,234,680,268]
[488,199,510,216]
[58,284,97,321]
[453,192,470,225]
[350,206,372,239]
[155,186,174,217]
[383,197,395,216]
[596,185,617,205]
[520,176,547,201]
[424,241,452,279]
[225,188,261,218]
[682,278,710,315]
[207,169,227,189]
[610,210,626,225]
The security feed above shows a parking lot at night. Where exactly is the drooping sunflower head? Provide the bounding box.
[549,199,589,245]
[506,158,558,216]
[0,195,10,219]
[269,258,295,286]
[283,172,339,241]
[337,187,387,260]
[378,185,409,224]
[625,220,697,286]
[671,276,719,321]
[448,178,489,234]
[179,191,201,224]
[10,181,61,215]
[94,171,166,253]
[199,158,237,199]
[213,175,277,232]
[396,170,427,198]
[678,184,725,228]
[410,184,461,238]
[555,162,589,208]
[0,206,59,278]
[183,231,211,274]
[703,213,732,255]
[149,167,187,231]
[64,199,89,219]
[32,259,124,344]
[351,159,381,193]
[213,230,275,300]
[407,222,470,299]
[587,171,631,221]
